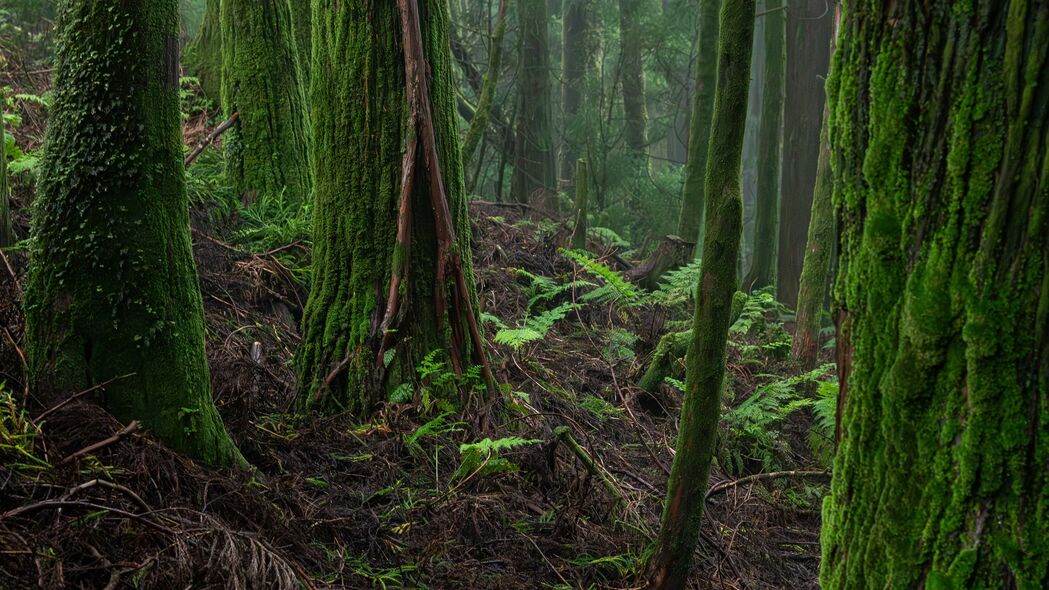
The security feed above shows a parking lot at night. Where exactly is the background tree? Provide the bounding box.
[647,0,754,585]
[775,0,832,307]
[299,0,490,415]
[220,0,312,207]
[618,0,649,169]
[821,0,1048,587]
[185,0,222,100]
[24,0,243,466]
[561,0,597,186]
[675,0,721,248]
[461,0,508,165]
[512,0,557,204]
[742,0,784,291]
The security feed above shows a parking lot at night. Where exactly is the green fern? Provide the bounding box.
[454,436,541,481]
[492,302,579,350]
[651,258,704,306]
[560,248,639,304]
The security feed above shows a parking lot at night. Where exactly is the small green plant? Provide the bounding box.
[487,302,579,351]
[0,383,49,472]
[602,328,638,363]
[561,248,639,305]
[651,258,704,307]
[580,395,624,421]
[402,412,463,457]
[453,436,540,481]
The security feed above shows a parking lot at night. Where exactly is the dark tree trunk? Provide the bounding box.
[619,0,650,170]
[461,0,508,165]
[775,0,832,307]
[561,0,597,186]
[647,0,755,585]
[25,0,243,465]
[821,0,1049,587]
[511,0,557,204]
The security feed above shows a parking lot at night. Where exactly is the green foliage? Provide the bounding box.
[0,383,49,472]
[651,258,704,307]
[402,412,463,457]
[602,328,638,363]
[580,395,624,421]
[453,436,540,481]
[721,364,836,474]
[489,302,579,351]
[560,248,639,304]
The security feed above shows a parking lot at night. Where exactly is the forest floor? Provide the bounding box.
[0,197,832,589]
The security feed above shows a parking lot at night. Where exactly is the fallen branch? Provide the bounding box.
[60,420,140,465]
[34,374,135,423]
[184,112,238,168]
[705,470,830,500]
[1,500,173,535]
[555,426,623,504]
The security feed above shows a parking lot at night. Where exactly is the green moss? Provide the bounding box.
[820,1,1049,588]
[220,0,312,207]
[25,0,243,466]
[461,1,507,165]
[298,0,480,416]
[185,0,222,100]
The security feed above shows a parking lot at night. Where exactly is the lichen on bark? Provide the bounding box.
[25,0,243,466]
[821,0,1049,587]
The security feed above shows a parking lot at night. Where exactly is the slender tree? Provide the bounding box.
[512,0,557,204]
[185,0,222,99]
[821,0,1049,587]
[675,0,721,248]
[619,0,649,167]
[25,0,243,465]
[647,0,754,586]
[570,159,590,250]
[775,0,832,307]
[299,0,492,415]
[743,0,784,291]
[1,121,11,248]
[220,0,312,206]
[561,0,597,185]
[461,0,508,165]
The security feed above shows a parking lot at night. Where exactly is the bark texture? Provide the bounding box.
[647,0,754,585]
[571,159,590,250]
[511,0,556,204]
[821,0,1049,587]
[185,0,222,99]
[220,0,312,206]
[25,0,243,466]
[743,0,784,291]
[675,0,721,248]
[775,0,833,307]
[619,0,649,166]
[561,0,597,184]
[299,0,483,416]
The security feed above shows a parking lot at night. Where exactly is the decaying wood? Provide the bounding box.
[184,112,238,168]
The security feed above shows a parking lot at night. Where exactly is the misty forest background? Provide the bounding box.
[0,0,1045,589]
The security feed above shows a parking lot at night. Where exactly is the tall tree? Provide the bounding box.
[743,0,784,291]
[561,0,596,185]
[289,0,311,81]
[299,0,492,415]
[25,0,243,466]
[461,0,508,165]
[821,0,1049,587]
[619,0,649,167]
[647,0,754,585]
[512,0,557,204]
[675,0,721,248]
[775,0,832,307]
[1,121,11,248]
[220,0,312,206]
[185,0,222,100]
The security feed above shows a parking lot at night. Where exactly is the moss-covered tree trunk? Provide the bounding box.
[775,0,832,307]
[742,0,784,291]
[570,159,590,250]
[25,0,243,466]
[1,121,11,248]
[299,0,490,416]
[647,0,754,586]
[185,0,222,100]
[820,0,1049,587]
[675,0,721,249]
[791,105,833,369]
[289,0,311,82]
[619,0,649,168]
[220,0,312,207]
[461,0,508,165]
[511,0,556,204]
[561,0,596,186]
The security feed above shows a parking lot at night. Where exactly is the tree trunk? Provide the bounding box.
[560,0,596,186]
[1,120,11,248]
[675,0,721,248]
[289,0,311,82]
[570,159,590,251]
[791,105,833,369]
[619,0,649,168]
[511,0,556,204]
[25,0,243,466]
[743,0,784,292]
[220,0,312,207]
[185,0,222,100]
[647,0,754,586]
[461,0,508,165]
[299,0,489,416]
[821,0,1049,587]
[774,0,832,307]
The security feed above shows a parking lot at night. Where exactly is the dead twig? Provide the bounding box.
[184,112,238,168]
[59,420,140,465]
[705,470,830,500]
[34,374,135,423]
